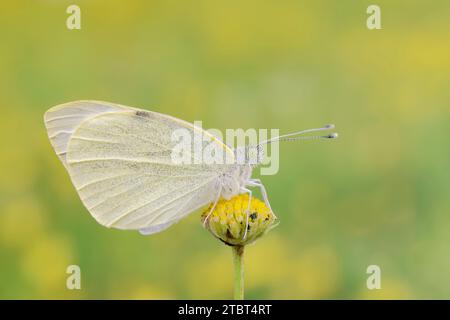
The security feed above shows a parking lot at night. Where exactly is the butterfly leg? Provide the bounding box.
[240,187,252,240]
[203,186,222,228]
[248,179,277,219]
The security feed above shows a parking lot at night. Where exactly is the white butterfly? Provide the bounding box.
[44,101,337,236]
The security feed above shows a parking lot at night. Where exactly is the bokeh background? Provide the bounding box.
[1,0,450,299]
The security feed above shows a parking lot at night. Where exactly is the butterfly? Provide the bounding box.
[44,100,337,237]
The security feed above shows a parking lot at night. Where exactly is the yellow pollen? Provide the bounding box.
[201,194,278,246]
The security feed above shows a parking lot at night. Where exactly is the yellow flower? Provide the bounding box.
[201,194,278,246]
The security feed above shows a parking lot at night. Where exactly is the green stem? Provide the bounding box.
[232,245,245,300]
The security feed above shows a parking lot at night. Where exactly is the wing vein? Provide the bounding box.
[144,187,199,227]
[78,126,172,151]
[87,176,173,211]
[108,177,215,227]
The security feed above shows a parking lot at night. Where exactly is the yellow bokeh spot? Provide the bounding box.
[246,236,291,288]
[21,234,74,296]
[0,197,46,248]
[130,286,173,300]
[184,250,232,299]
[359,278,414,300]
[288,246,340,299]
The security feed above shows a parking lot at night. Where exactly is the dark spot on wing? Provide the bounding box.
[135,111,151,118]
[249,212,258,221]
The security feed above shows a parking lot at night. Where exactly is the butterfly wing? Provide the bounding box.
[44,100,134,167]
[44,101,234,234]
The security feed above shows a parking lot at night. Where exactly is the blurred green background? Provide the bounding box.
[1,0,450,299]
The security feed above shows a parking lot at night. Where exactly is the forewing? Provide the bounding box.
[62,105,231,232]
[44,100,133,167]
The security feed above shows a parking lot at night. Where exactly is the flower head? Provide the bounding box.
[201,194,278,246]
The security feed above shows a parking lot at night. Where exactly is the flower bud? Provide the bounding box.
[201,194,278,246]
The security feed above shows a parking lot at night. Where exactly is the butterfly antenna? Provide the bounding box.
[258,124,338,146]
